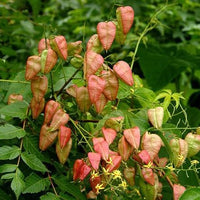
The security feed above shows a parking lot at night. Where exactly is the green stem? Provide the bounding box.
[70,117,94,152]
[0,79,30,84]
[130,3,175,70]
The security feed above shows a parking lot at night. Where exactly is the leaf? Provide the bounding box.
[117,79,132,99]
[23,173,49,194]
[11,169,25,200]
[0,164,17,173]
[179,188,200,200]
[0,124,26,140]
[21,152,48,172]
[0,146,21,160]
[0,101,29,119]
[1,173,15,180]
[53,176,87,200]
[28,0,41,18]
[40,192,60,200]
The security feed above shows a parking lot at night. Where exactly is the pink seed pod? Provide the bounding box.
[84,51,104,80]
[73,159,85,181]
[50,35,68,60]
[31,75,48,102]
[38,38,51,54]
[88,152,101,171]
[41,48,58,74]
[106,155,122,172]
[132,150,151,164]
[173,184,186,200]
[102,127,117,145]
[101,70,119,101]
[88,75,106,103]
[141,132,162,160]
[124,167,135,186]
[92,137,105,146]
[116,6,134,34]
[8,94,23,105]
[97,21,116,50]
[66,84,78,98]
[50,109,69,131]
[67,41,82,56]
[58,126,71,149]
[56,138,72,164]
[94,93,108,113]
[86,34,103,53]
[118,135,133,161]
[113,61,134,86]
[39,124,58,151]
[94,140,109,161]
[25,55,41,81]
[76,86,92,112]
[148,107,164,129]
[44,100,60,125]
[141,168,155,186]
[90,176,101,194]
[124,126,140,149]
[30,97,45,119]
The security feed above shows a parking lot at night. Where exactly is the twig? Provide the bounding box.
[48,172,58,196]
[0,79,30,84]
[56,68,81,97]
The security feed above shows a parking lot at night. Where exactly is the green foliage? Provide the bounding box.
[180,188,200,200]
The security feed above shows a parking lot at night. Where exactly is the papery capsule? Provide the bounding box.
[94,140,109,161]
[173,184,186,200]
[102,127,117,145]
[87,34,103,53]
[106,155,122,172]
[148,107,164,129]
[124,126,140,149]
[58,126,71,149]
[8,94,23,104]
[70,54,83,69]
[38,38,51,54]
[88,152,101,171]
[124,167,135,186]
[67,41,82,56]
[30,97,45,119]
[94,93,108,113]
[73,159,85,181]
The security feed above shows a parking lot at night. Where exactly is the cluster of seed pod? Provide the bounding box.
[66,6,134,113]
[25,35,68,119]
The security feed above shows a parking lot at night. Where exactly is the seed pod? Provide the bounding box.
[88,152,101,171]
[88,75,106,103]
[50,35,68,60]
[44,100,60,124]
[84,51,104,80]
[30,97,45,119]
[113,61,134,86]
[124,167,135,186]
[87,191,98,199]
[38,38,51,54]
[141,132,162,160]
[25,56,41,81]
[104,116,124,132]
[76,86,91,112]
[90,176,101,194]
[118,136,133,161]
[148,107,164,129]
[94,93,108,113]
[132,150,151,164]
[101,70,119,101]
[124,126,140,149]
[31,75,48,102]
[67,41,82,56]
[73,159,85,181]
[170,138,188,167]
[116,6,134,34]
[8,94,23,104]
[102,127,117,145]
[39,124,58,151]
[50,109,69,131]
[87,34,103,53]
[56,138,72,164]
[185,132,200,157]
[106,155,122,172]
[173,184,186,200]
[58,126,71,149]
[94,140,109,161]
[142,168,155,186]
[97,21,116,50]
[92,137,105,146]
[41,48,57,74]
[79,164,91,181]
[66,84,78,98]
[70,54,83,69]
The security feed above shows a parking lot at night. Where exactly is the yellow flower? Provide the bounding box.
[178,154,184,161]
[119,180,127,190]
[95,183,105,194]
[166,163,175,171]
[143,161,153,168]
[112,170,122,180]
[91,170,99,180]
[106,157,113,165]
[102,167,111,176]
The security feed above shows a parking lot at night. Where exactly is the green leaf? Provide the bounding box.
[0,124,26,140]
[28,0,41,18]
[53,176,87,200]
[0,101,29,119]
[117,79,132,99]
[40,192,60,200]
[0,164,17,173]
[11,169,25,200]
[0,146,21,160]
[180,188,200,200]
[21,152,49,173]
[23,173,49,194]
[23,135,51,163]
[1,173,15,180]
